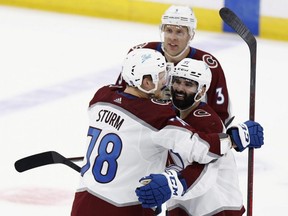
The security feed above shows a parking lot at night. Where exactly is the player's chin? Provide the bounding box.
[168,48,179,55]
[173,98,185,106]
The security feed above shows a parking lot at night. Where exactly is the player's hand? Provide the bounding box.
[228,120,264,152]
[135,169,187,208]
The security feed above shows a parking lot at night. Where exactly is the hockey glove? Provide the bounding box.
[227,120,264,152]
[135,169,187,208]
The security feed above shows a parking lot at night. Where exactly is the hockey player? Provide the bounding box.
[117,5,231,125]
[136,59,259,215]
[71,49,263,216]
[169,58,246,215]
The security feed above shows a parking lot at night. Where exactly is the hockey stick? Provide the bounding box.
[225,115,235,128]
[15,152,164,215]
[68,156,84,162]
[14,151,82,173]
[219,7,257,216]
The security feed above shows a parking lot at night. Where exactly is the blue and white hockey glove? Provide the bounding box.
[227,120,264,152]
[135,169,187,208]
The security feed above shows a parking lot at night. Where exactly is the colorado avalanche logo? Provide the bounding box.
[193,109,211,117]
[202,54,218,69]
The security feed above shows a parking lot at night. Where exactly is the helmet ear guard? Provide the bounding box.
[193,85,207,103]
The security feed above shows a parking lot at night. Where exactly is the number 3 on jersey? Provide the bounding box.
[216,87,225,105]
[81,126,123,183]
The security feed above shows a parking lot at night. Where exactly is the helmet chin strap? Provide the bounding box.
[194,89,205,103]
[138,87,155,95]
[138,83,158,95]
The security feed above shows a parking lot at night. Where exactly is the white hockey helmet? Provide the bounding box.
[161,5,197,35]
[172,58,212,94]
[121,48,167,94]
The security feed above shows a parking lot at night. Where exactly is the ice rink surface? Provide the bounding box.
[0,6,288,215]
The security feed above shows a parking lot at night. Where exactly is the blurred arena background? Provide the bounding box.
[0,0,287,41]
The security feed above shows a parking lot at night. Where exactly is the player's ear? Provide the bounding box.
[202,85,207,93]
[197,86,206,99]
[141,75,154,91]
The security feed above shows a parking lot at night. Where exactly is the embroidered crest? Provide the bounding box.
[202,54,218,69]
[193,109,211,117]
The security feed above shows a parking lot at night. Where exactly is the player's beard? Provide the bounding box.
[171,88,196,110]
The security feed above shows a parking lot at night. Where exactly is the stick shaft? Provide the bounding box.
[68,156,84,162]
[219,8,257,216]
[247,31,257,216]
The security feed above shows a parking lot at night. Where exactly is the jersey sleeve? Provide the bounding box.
[151,116,232,168]
[206,60,231,124]
[195,50,232,124]
[167,104,233,200]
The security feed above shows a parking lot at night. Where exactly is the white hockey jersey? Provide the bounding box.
[71,85,232,216]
